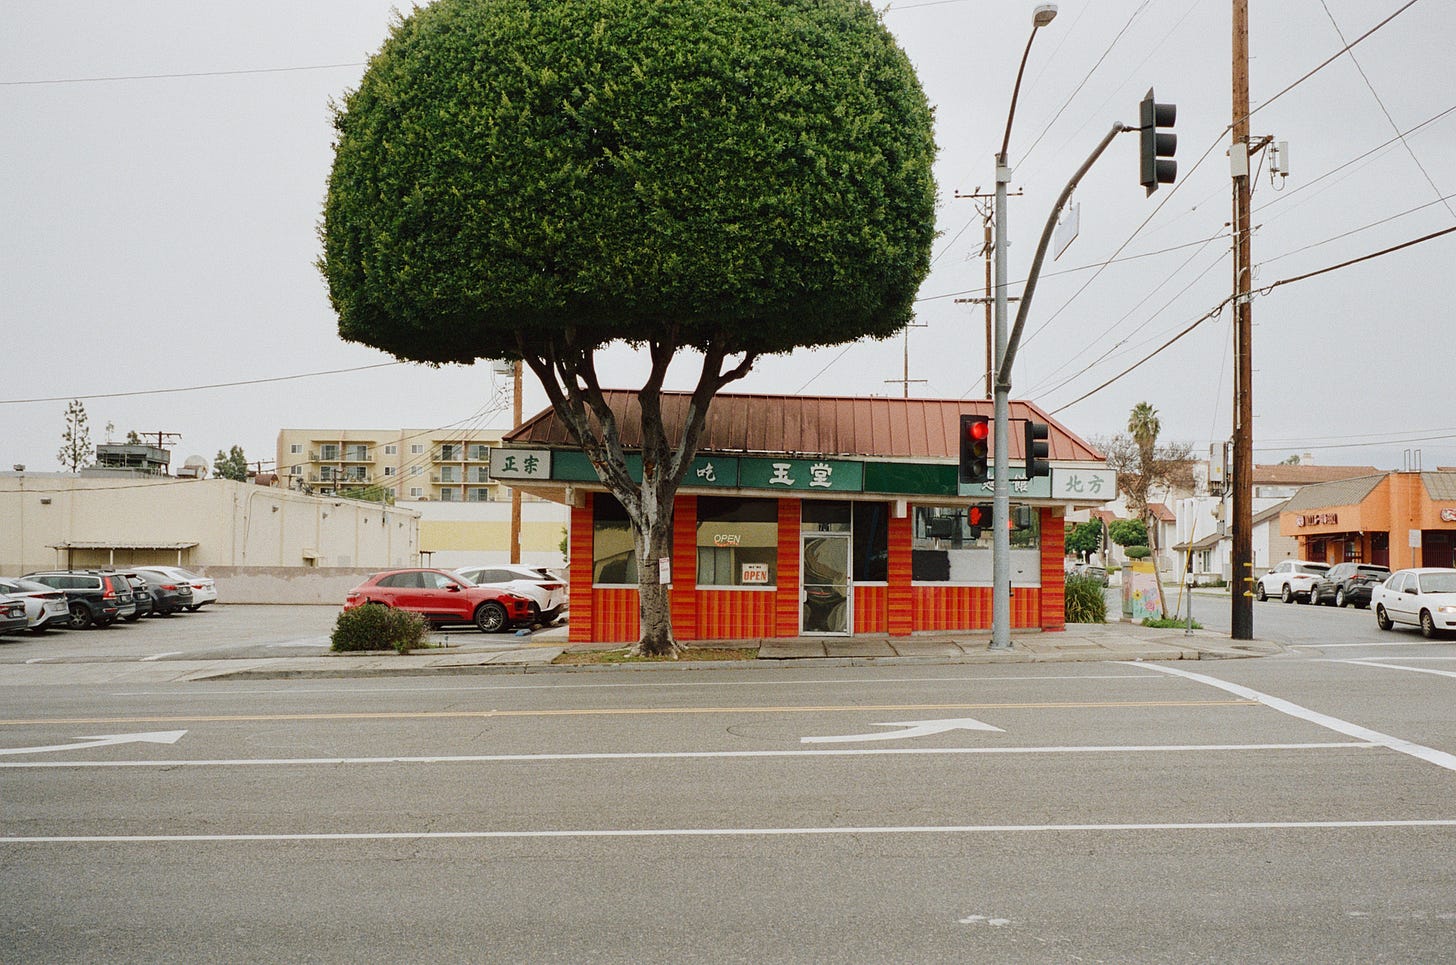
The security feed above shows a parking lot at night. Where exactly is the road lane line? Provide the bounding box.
[6,818,1455,845]
[0,741,1377,768]
[1126,662,1456,773]
[108,673,1165,697]
[1332,660,1456,680]
[0,699,1254,728]
[140,652,184,662]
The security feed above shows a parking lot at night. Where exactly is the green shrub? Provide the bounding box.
[1064,573,1108,624]
[331,604,429,654]
[1142,617,1202,629]
[1124,545,1151,559]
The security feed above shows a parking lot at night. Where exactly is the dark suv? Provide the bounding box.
[1310,563,1391,609]
[130,568,194,616]
[21,570,135,629]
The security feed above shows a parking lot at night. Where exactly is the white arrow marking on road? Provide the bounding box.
[0,730,188,757]
[802,717,1003,744]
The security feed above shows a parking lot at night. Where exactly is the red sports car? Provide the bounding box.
[344,568,534,633]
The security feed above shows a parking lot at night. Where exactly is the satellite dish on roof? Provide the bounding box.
[177,455,209,479]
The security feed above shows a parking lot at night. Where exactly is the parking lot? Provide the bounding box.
[0,604,568,665]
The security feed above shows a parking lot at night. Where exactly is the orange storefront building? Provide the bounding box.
[1279,471,1456,570]
[492,392,1118,643]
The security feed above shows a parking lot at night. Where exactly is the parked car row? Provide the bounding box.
[1254,559,1455,639]
[344,567,552,633]
[0,567,217,633]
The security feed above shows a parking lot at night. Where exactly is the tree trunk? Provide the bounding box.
[628,459,681,658]
[1148,512,1169,618]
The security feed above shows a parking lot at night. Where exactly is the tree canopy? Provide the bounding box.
[213,445,249,482]
[319,0,939,654]
[319,0,937,364]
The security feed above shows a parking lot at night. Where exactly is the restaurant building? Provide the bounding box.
[493,392,1116,643]
[1279,471,1456,570]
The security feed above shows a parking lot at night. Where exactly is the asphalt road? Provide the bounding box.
[2,607,1454,962]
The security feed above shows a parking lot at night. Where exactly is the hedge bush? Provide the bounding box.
[331,604,428,654]
[1123,545,1151,559]
[1064,573,1108,624]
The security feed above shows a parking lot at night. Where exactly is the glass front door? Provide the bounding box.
[802,533,851,634]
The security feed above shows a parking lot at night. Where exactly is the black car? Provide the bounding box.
[1310,562,1391,609]
[21,570,133,629]
[123,574,154,621]
[131,568,195,616]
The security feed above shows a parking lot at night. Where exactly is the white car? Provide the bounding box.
[1371,567,1456,638]
[1255,560,1330,604]
[453,564,568,626]
[0,577,72,632]
[141,566,218,610]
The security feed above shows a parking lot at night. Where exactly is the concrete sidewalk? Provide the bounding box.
[181,621,1277,682]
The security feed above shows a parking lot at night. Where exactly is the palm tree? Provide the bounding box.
[1127,402,1168,616]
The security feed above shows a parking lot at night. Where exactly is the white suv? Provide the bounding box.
[453,564,567,626]
[1256,560,1330,604]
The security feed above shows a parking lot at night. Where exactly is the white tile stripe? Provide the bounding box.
[5,819,1455,845]
[1125,662,1456,772]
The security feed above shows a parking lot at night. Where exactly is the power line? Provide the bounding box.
[1316,0,1456,222]
[1049,221,1456,414]
[0,63,365,87]
[0,362,404,406]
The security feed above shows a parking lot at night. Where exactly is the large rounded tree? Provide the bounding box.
[321,0,938,655]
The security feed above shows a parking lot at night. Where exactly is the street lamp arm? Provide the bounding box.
[998,122,1129,387]
[999,28,1044,163]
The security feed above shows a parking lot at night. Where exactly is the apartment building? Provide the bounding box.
[276,428,508,503]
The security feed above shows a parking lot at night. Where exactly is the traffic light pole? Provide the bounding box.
[992,122,1130,651]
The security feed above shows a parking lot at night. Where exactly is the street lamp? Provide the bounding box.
[991,4,1056,651]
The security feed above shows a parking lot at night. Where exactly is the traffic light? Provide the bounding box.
[1139,88,1176,195]
[966,503,989,540]
[1024,420,1050,479]
[959,414,990,484]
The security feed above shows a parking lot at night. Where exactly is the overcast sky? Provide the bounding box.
[4,0,1453,477]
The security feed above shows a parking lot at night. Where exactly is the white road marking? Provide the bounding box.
[802,717,1004,743]
[1126,662,1456,773]
[7,818,1456,845]
[0,730,187,757]
[1333,660,1456,680]
[0,741,1375,768]
[140,652,184,662]
[1291,640,1450,648]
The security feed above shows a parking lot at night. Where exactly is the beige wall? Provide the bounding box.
[0,473,419,577]
[410,498,569,570]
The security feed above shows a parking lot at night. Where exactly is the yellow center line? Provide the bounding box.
[0,700,1256,727]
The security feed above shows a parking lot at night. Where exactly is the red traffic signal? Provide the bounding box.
[959,414,990,484]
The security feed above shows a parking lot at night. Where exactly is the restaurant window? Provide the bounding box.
[911,504,1039,582]
[697,496,777,587]
[592,494,639,586]
[853,502,890,582]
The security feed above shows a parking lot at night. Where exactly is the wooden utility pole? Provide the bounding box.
[1231,0,1255,639]
[509,359,523,564]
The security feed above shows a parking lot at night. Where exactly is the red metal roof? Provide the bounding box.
[506,390,1104,462]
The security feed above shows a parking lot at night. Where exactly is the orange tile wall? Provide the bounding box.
[569,493,1066,643]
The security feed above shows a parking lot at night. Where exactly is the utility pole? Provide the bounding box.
[510,359,523,564]
[136,431,182,449]
[1231,0,1254,639]
[954,189,1018,400]
[884,321,928,397]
